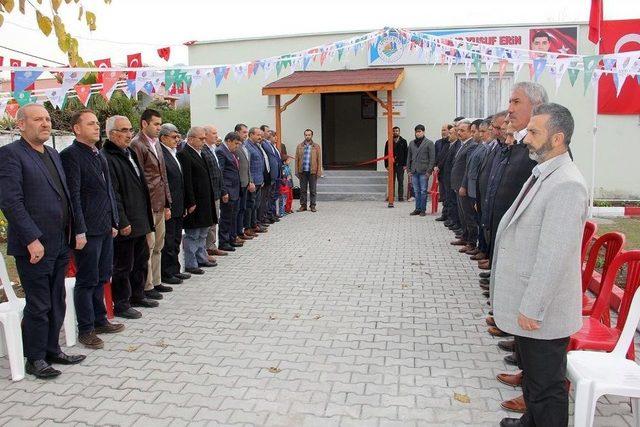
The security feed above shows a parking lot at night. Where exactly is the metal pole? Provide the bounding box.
[589,40,600,218]
[387,90,394,208]
[275,95,282,151]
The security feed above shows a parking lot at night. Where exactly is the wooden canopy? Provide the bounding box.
[262,68,405,207]
[262,68,405,95]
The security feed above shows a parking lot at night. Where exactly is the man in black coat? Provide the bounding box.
[102,115,157,319]
[442,117,465,231]
[449,120,478,247]
[60,110,123,350]
[433,124,452,221]
[216,132,243,252]
[384,126,408,201]
[159,124,191,285]
[0,104,85,379]
[202,125,225,258]
[177,126,217,275]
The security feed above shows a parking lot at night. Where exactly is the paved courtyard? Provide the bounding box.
[0,201,636,426]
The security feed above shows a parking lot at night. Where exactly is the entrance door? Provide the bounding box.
[321,92,377,169]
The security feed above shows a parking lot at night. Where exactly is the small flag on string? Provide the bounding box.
[13,90,34,107]
[100,71,119,101]
[94,58,112,83]
[5,102,20,118]
[582,55,601,91]
[532,58,547,81]
[12,70,43,93]
[157,47,171,61]
[126,52,142,80]
[74,84,92,106]
[44,88,67,109]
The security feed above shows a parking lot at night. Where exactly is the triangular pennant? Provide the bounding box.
[337,42,345,61]
[553,59,569,92]
[303,55,312,71]
[60,71,86,95]
[100,71,120,101]
[5,102,20,118]
[141,81,154,96]
[463,56,472,78]
[44,88,66,109]
[602,57,616,71]
[0,98,9,117]
[473,53,482,79]
[567,62,580,87]
[446,55,454,72]
[135,69,153,93]
[582,55,601,91]
[125,79,137,98]
[13,70,43,93]
[213,67,226,87]
[74,84,92,106]
[13,91,34,107]
[276,61,283,77]
[157,47,171,61]
[533,58,547,82]
[498,59,509,78]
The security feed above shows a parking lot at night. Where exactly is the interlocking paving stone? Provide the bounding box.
[0,201,636,426]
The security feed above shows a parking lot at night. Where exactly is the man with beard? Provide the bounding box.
[295,129,322,212]
[494,103,587,427]
[406,124,435,216]
[384,126,408,202]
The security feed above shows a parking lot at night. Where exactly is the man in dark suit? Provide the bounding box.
[102,115,157,319]
[260,131,282,223]
[178,127,217,275]
[457,119,482,253]
[202,125,226,258]
[433,124,452,219]
[384,126,408,202]
[442,117,465,231]
[245,127,266,230]
[60,109,123,350]
[216,132,243,252]
[159,124,191,285]
[0,104,85,379]
[234,124,256,242]
[449,120,478,248]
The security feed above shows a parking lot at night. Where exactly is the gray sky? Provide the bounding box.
[1,0,639,68]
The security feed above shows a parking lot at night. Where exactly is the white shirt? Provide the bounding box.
[206,143,221,168]
[148,137,160,157]
[187,143,202,157]
[514,129,528,144]
[258,143,270,173]
[160,142,181,172]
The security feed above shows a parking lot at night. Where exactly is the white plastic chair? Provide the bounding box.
[0,253,26,381]
[567,288,640,427]
[63,277,77,347]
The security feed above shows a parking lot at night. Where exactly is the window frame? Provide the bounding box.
[455,72,513,118]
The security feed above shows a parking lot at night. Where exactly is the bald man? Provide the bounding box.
[202,125,226,257]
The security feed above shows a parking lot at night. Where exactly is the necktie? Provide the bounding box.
[514,175,538,212]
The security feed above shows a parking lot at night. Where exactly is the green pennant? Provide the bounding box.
[582,55,601,91]
[473,53,482,79]
[567,62,580,87]
[13,91,33,107]
[276,61,283,76]
[165,69,179,89]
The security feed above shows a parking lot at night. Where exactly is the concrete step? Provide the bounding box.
[315,170,389,201]
[320,176,388,184]
[322,170,387,177]
[317,183,387,192]
[316,191,386,201]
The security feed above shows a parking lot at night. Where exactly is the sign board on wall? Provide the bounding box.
[368,26,578,66]
[378,99,406,118]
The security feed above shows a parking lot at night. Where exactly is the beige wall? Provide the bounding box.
[189,25,640,199]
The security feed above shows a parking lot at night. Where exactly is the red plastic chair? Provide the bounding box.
[429,170,439,214]
[66,258,114,320]
[581,232,625,324]
[569,250,640,360]
[581,221,598,265]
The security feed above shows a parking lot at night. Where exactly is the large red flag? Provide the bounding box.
[588,0,603,44]
[597,19,640,115]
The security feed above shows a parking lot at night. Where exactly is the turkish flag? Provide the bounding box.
[94,58,112,83]
[126,53,142,80]
[9,59,21,91]
[589,0,603,44]
[598,19,640,115]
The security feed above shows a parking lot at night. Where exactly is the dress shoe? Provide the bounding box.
[470,252,486,261]
[254,226,267,233]
[486,316,496,327]
[450,239,466,246]
[161,276,182,285]
[259,222,271,228]
[207,256,217,263]
[410,210,421,216]
[155,284,173,293]
[219,244,236,252]
[497,371,523,387]
[94,321,125,334]
[479,278,490,285]
[198,261,217,268]
[132,297,160,308]
[26,360,61,379]
[78,331,104,349]
[479,283,489,291]
[419,211,426,217]
[46,352,86,365]
[206,248,216,256]
[498,340,516,352]
[501,395,526,413]
[482,290,490,298]
[479,272,491,279]
[298,206,307,212]
[212,249,228,256]
[488,326,511,337]
[478,263,491,271]
[444,220,454,227]
[241,233,254,239]
[504,353,518,366]
[500,417,523,427]
[244,229,256,236]
[435,216,447,221]
[271,216,281,222]
[114,307,142,319]
[467,248,480,255]
[459,245,474,253]
[310,206,317,212]
[144,290,163,300]
[174,272,191,280]
[185,267,205,275]
[230,242,243,248]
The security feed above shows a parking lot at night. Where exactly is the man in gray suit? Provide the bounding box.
[406,124,435,216]
[492,103,588,427]
[449,119,477,247]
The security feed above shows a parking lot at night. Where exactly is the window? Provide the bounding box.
[456,73,513,118]
[215,94,229,109]
[267,95,276,107]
